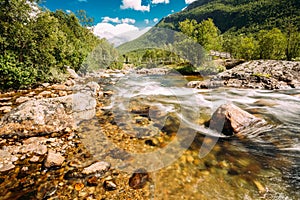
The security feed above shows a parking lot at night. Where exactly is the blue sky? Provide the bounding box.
[40,0,197,45]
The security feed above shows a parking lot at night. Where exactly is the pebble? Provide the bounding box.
[129,168,150,189]
[75,183,85,191]
[87,176,98,186]
[104,180,117,191]
[186,155,194,163]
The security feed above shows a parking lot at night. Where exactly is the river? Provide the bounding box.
[78,69,300,199]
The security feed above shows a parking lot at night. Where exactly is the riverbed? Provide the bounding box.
[0,69,299,199]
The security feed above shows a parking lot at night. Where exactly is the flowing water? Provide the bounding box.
[79,70,300,200]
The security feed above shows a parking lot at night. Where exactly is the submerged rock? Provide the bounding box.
[208,103,265,136]
[82,161,110,175]
[129,168,150,189]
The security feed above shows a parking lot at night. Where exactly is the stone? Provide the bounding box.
[30,155,40,162]
[51,84,67,90]
[74,183,85,191]
[128,168,150,189]
[82,161,110,175]
[15,96,31,104]
[20,143,48,155]
[41,83,51,88]
[208,103,265,136]
[44,149,65,168]
[87,176,98,186]
[65,66,79,79]
[0,150,18,172]
[65,79,76,86]
[103,180,117,191]
[58,91,68,97]
[38,91,52,97]
[0,106,12,113]
[0,88,97,137]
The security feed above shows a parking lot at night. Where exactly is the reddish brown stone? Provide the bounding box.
[208,103,265,136]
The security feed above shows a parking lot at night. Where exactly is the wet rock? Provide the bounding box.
[129,168,150,189]
[104,180,117,191]
[87,176,98,186]
[208,103,265,136]
[74,183,85,191]
[82,161,110,176]
[44,149,65,168]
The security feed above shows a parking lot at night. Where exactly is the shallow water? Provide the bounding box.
[80,71,300,199]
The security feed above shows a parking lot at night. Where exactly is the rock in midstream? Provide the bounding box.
[207,103,266,136]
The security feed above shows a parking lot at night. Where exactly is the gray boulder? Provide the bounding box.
[0,82,99,137]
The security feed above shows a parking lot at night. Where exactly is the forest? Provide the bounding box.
[0,0,118,90]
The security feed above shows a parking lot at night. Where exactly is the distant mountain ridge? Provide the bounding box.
[156,0,300,33]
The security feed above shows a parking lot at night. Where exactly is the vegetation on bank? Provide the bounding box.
[118,0,300,74]
[0,0,118,90]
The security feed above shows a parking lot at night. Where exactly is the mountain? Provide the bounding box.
[156,0,300,33]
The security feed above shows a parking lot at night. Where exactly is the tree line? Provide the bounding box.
[0,0,117,90]
[178,18,300,61]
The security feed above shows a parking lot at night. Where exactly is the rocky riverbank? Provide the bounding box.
[0,69,156,199]
[187,60,300,90]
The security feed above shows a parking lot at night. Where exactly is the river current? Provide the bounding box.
[80,70,300,199]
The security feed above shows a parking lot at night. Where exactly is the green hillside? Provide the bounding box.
[157,0,300,33]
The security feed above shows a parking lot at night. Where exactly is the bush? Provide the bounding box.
[0,53,37,89]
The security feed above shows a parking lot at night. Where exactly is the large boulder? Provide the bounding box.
[208,104,265,136]
[0,82,99,137]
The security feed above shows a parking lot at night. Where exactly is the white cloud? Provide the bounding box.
[102,17,120,23]
[153,18,159,23]
[93,22,151,46]
[66,10,71,14]
[101,17,136,24]
[185,0,197,4]
[144,19,150,24]
[122,18,136,24]
[120,0,150,12]
[152,0,169,4]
